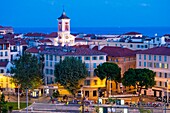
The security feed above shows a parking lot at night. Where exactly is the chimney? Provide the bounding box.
[89,44,95,49]
[98,45,105,50]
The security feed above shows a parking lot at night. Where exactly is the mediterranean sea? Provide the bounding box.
[14,27,170,37]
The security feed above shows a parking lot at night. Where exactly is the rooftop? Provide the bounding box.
[137,46,170,56]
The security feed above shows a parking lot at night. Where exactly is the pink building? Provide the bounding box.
[136,46,170,97]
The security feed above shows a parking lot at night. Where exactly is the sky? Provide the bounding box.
[0,0,170,28]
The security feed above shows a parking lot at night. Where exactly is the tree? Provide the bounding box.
[10,53,43,113]
[94,62,121,96]
[11,53,42,89]
[54,57,88,95]
[52,90,60,98]
[122,68,156,97]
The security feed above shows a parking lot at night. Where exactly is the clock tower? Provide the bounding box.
[57,10,75,46]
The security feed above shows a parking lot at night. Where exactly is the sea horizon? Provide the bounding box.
[14,26,170,37]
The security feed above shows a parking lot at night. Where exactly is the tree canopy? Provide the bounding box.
[94,62,121,96]
[11,53,43,90]
[122,68,156,95]
[54,57,88,94]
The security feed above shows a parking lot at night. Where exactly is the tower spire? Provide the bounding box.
[62,5,65,15]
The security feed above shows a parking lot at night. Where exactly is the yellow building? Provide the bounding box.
[0,74,15,92]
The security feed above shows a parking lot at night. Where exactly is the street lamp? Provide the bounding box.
[167,80,169,104]
[80,85,84,113]
[18,84,20,109]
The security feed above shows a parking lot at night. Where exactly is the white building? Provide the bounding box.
[55,11,75,46]
[0,26,14,35]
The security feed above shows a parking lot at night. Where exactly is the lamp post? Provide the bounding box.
[18,85,20,110]
[167,80,169,105]
[80,85,84,113]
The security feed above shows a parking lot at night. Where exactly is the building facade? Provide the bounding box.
[41,46,107,100]
[136,46,170,97]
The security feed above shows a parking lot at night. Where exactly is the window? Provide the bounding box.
[130,44,133,48]
[85,63,89,68]
[137,45,140,48]
[84,80,90,86]
[139,61,141,66]
[139,54,141,59]
[78,56,82,60]
[99,56,104,60]
[159,72,162,77]
[144,62,146,67]
[165,73,167,78]
[46,61,48,66]
[5,51,8,56]
[93,63,97,68]
[159,56,162,61]
[154,63,159,68]
[55,56,57,61]
[46,55,48,60]
[159,63,162,68]
[147,62,152,67]
[144,55,146,60]
[84,56,90,60]
[145,45,148,48]
[93,90,97,97]
[165,82,167,87]
[4,44,7,50]
[94,80,97,85]
[154,55,156,61]
[50,69,53,75]
[0,45,2,50]
[92,56,97,60]
[115,59,118,62]
[0,69,4,73]
[159,81,162,86]
[165,64,168,69]
[88,71,90,77]
[164,56,167,62]
[85,91,89,97]
[45,69,49,74]
[149,55,151,60]
[124,58,126,62]
[0,52,3,56]
[50,62,52,67]
[49,55,53,61]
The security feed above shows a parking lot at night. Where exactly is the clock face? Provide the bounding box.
[66,36,69,39]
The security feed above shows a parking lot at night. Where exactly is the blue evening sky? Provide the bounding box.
[0,0,170,28]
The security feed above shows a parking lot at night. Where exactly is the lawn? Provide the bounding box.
[7,102,32,110]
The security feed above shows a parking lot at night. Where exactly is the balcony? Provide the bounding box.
[10,49,17,52]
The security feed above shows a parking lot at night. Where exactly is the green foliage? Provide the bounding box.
[139,107,152,113]
[94,62,121,81]
[122,68,156,95]
[52,90,60,98]
[94,62,121,96]
[11,53,42,90]
[54,57,88,94]
[8,106,13,113]
[0,94,7,113]
[7,102,31,110]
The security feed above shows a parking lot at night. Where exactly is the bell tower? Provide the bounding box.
[57,9,70,34]
[57,9,75,46]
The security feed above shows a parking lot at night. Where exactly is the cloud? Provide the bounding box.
[140,3,150,7]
